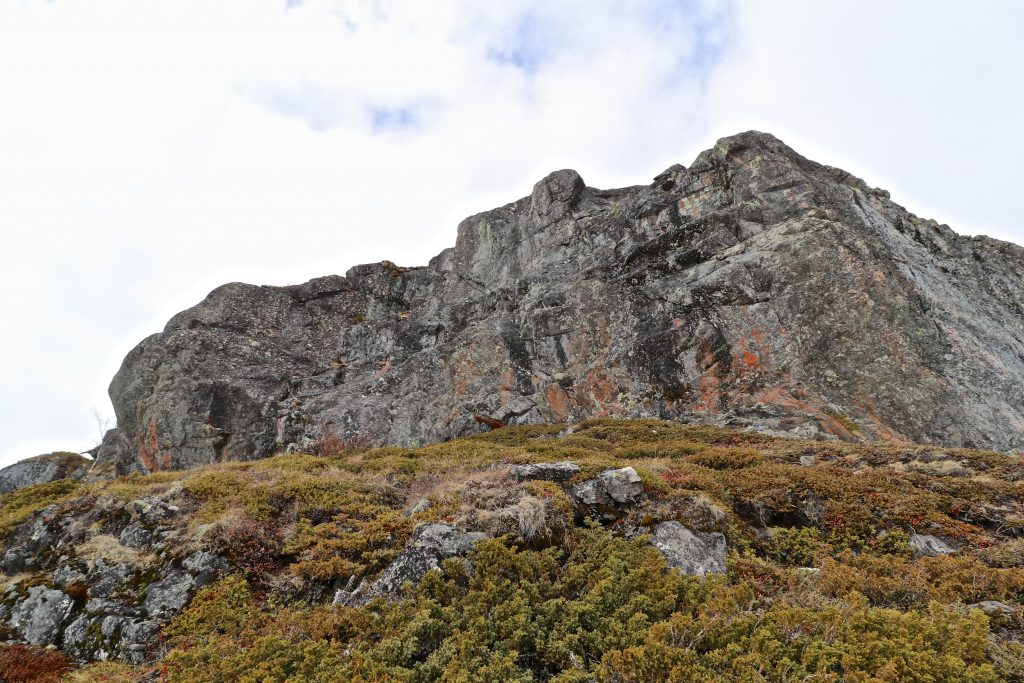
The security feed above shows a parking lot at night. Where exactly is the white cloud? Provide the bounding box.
[0,0,732,464]
[0,0,1019,466]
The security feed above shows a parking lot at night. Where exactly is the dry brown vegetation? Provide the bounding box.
[3,419,1023,680]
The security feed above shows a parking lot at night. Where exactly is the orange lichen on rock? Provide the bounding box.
[581,368,620,417]
[372,355,393,380]
[453,357,480,398]
[137,417,171,472]
[545,383,571,422]
[499,369,515,406]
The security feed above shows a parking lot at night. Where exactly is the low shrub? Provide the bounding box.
[0,644,73,683]
[0,478,81,536]
[203,512,281,581]
[768,526,828,567]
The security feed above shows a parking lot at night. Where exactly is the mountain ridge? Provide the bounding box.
[91,130,1024,476]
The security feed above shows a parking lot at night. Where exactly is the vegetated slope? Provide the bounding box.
[93,130,1024,476]
[2,420,1023,681]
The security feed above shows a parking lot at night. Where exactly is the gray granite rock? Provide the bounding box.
[118,522,154,549]
[909,533,959,557]
[10,586,75,646]
[510,461,581,482]
[650,521,727,576]
[0,452,89,494]
[337,523,488,605]
[143,569,194,618]
[91,131,1024,476]
[570,467,645,520]
[972,600,1017,616]
[406,498,432,516]
[62,599,158,664]
[182,551,228,587]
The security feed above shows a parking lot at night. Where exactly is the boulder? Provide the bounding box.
[143,569,194,618]
[405,499,432,516]
[737,490,825,529]
[183,551,228,587]
[62,599,158,664]
[336,523,487,605]
[10,586,75,646]
[570,467,645,521]
[909,533,959,557]
[649,521,727,576]
[972,600,1017,616]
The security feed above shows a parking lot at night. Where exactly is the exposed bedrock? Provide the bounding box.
[94,131,1024,474]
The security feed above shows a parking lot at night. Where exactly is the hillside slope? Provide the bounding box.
[94,131,1024,476]
[2,420,1022,680]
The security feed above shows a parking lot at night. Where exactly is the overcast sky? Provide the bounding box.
[1,0,1021,467]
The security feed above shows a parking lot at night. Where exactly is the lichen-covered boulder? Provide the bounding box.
[909,533,959,557]
[972,600,1017,616]
[182,551,228,587]
[62,598,159,664]
[570,467,645,520]
[143,569,195,618]
[10,585,75,646]
[649,521,727,576]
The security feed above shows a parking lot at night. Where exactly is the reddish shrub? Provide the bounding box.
[311,428,372,456]
[0,644,73,683]
[205,513,281,582]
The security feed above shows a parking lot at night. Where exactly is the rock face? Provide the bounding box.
[0,452,90,494]
[9,586,75,646]
[93,131,1024,474]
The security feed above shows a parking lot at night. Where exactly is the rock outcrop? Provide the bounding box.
[649,521,727,576]
[0,452,89,494]
[93,131,1024,474]
[5,418,1024,675]
[0,493,226,662]
[569,466,646,521]
[510,461,582,482]
[334,523,487,606]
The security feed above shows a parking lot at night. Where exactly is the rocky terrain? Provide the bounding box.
[90,130,1024,476]
[0,453,89,495]
[1,420,1022,681]
[2,132,1023,680]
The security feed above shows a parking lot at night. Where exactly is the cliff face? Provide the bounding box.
[95,131,1024,474]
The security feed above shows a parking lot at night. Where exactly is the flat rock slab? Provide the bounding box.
[909,533,959,557]
[511,461,581,482]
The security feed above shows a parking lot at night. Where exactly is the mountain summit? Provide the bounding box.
[95,131,1024,475]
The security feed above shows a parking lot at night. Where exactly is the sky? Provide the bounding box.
[0,0,1021,467]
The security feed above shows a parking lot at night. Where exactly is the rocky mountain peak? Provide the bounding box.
[90,131,1024,476]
